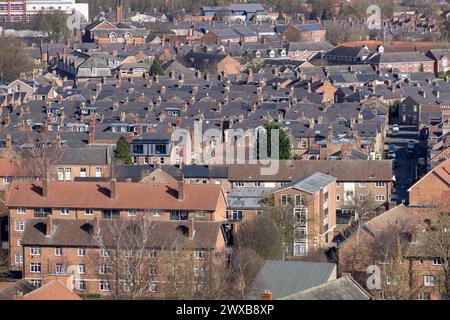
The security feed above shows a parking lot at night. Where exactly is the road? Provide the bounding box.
[384,125,420,205]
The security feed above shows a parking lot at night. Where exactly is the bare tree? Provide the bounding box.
[421,206,450,300]
[18,134,65,180]
[370,226,421,300]
[92,215,158,300]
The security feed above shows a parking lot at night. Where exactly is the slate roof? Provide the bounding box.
[280,275,371,300]
[246,260,336,299]
[277,172,336,194]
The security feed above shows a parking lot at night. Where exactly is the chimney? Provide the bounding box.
[116,0,123,23]
[160,86,166,95]
[42,178,49,198]
[46,214,53,237]
[110,179,116,199]
[178,177,184,200]
[5,134,11,149]
[261,290,272,300]
[188,218,195,239]
[55,135,62,149]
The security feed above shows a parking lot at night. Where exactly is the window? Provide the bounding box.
[124,250,133,257]
[128,209,137,217]
[15,221,25,231]
[55,264,64,274]
[30,246,41,256]
[281,195,288,206]
[194,266,205,277]
[76,280,86,291]
[433,257,444,265]
[30,279,42,288]
[359,182,366,187]
[99,264,110,275]
[15,254,23,264]
[149,265,157,276]
[254,181,261,187]
[17,239,22,247]
[336,195,340,201]
[132,144,144,154]
[234,182,244,187]
[418,292,431,300]
[149,282,158,293]
[64,168,71,181]
[336,182,340,187]
[78,248,85,257]
[295,195,304,206]
[60,208,70,215]
[196,211,206,219]
[100,249,109,257]
[58,168,64,181]
[293,241,307,256]
[424,275,436,287]
[100,281,110,292]
[17,208,26,214]
[78,264,86,274]
[359,195,366,201]
[228,210,243,221]
[80,168,87,178]
[30,263,41,273]
[85,209,93,215]
[153,210,161,217]
[55,248,62,256]
[195,249,205,260]
[149,249,157,259]
[95,167,102,177]
[155,144,167,155]
[375,195,385,202]
[419,258,424,265]
[375,182,385,188]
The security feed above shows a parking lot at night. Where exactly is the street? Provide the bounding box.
[385,125,420,204]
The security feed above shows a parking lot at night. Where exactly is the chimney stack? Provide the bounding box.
[178,177,184,200]
[42,178,49,198]
[6,134,12,149]
[55,135,62,149]
[110,179,116,199]
[261,290,272,300]
[46,214,53,237]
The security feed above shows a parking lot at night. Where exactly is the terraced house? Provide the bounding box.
[5,179,227,267]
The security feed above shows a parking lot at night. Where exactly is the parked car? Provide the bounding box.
[407,141,415,150]
[392,124,399,132]
[418,158,426,166]
[388,150,396,159]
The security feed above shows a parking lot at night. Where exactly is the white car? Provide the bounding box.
[392,124,400,132]
[418,158,426,166]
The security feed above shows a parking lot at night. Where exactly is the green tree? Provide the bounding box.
[0,37,33,82]
[114,136,132,164]
[149,59,165,76]
[277,11,284,21]
[257,122,292,160]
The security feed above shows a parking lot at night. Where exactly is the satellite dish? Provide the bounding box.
[66,10,87,30]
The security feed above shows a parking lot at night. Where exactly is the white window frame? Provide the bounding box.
[60,208,70,215]
[30,246,41,256]
[424,275,436,287]
[78,264,86,274]
[30,262,41,273]
[99,281,110,292]
[76,280,86,291]
[85,209,93,215]
[15,221,25,231]
[128,209,137,217]
[17,208,26,214]
[149,249,157,259]
[78,248,85,256]
[194,249,205,260]
[55,247,62,256]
